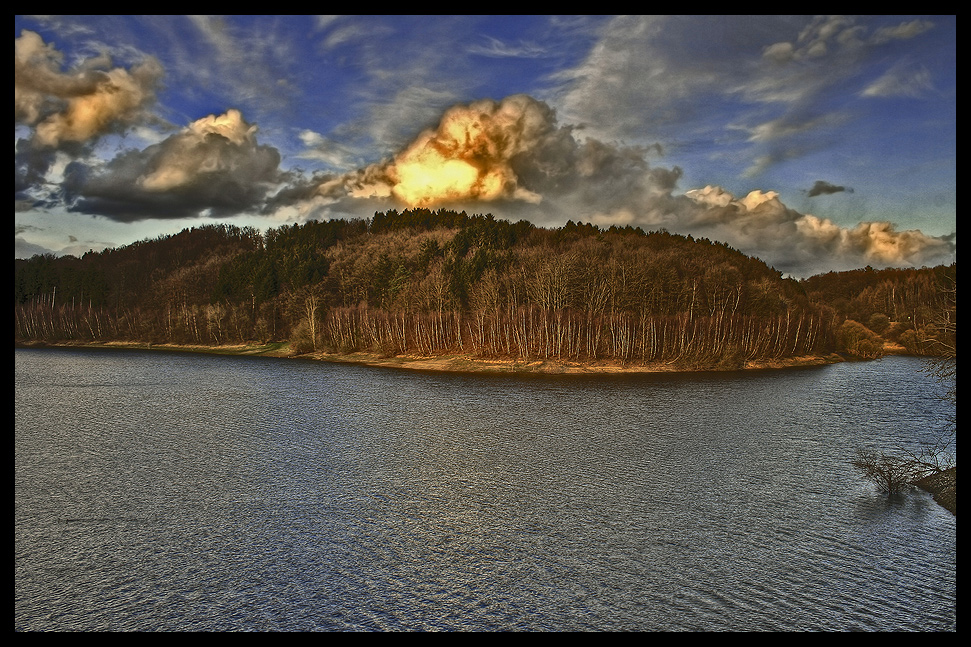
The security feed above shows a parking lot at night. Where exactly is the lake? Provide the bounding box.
[15,348,956,631]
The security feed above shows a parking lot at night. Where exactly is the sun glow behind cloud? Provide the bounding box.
[394,150,484,206]
[345,96,546,208]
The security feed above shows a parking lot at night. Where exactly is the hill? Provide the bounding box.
[14,209,955,370]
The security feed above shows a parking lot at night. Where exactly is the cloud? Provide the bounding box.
[63,109,282,222]
[183,15,297,112]
[358,86,462,158]
[15,29,163,150]
[467,35,548,58]
[15,29,165,207]
[552,15,721,142]
[15,235,52,260]
[684,185,954,275]
[15,137,59,199]
[796,217,953,268]
[14,232,113,260]
[295,129,359,169]
[547,15,943,186]
[276,94,675,224]
[761,16,933,68]
[806,180,851,197]
[323,95,561,207]
[860,63,934,98]
[870,19,934,45]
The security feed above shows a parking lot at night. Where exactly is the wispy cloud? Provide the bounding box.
[861,63,934,98]
[554,15,943,181]
[869,18,934,44]
[467,35,548,58]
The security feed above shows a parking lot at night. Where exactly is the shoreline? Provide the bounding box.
[915,468,956,516]
[15,340,849,375]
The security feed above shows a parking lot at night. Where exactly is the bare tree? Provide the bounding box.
[851,450,922,495]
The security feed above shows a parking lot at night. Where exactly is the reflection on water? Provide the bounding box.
[15,349,955,631]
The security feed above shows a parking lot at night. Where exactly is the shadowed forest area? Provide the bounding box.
[14,209,956,369]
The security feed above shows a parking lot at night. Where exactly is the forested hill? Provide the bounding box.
[14,208,956,368]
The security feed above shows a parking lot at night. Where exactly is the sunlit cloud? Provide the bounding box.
[334,95,556,207]
[684,185,953,274]
[15,29,163,149]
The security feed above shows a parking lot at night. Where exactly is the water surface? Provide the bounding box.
[15,349,956,631]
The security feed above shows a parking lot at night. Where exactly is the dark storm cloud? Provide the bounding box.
[806,180,852,197]
[64,110,282,222]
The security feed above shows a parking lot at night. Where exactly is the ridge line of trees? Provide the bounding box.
[15,209,956,368]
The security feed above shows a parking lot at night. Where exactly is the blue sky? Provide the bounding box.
[15,15,955,277]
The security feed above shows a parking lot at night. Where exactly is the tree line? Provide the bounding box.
[801,263,956,358]
[14,209,955,368]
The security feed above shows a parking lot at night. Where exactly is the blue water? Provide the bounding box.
[15,349,956,631]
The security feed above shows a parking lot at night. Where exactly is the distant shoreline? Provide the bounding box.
[15,340,851,375]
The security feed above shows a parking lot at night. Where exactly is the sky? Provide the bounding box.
[15,15,956,278]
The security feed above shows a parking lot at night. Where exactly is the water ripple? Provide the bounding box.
[16,350,956,631]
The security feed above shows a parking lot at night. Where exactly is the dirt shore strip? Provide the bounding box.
[916,467,956,515]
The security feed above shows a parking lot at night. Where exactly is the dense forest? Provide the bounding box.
[14,208,956,369]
